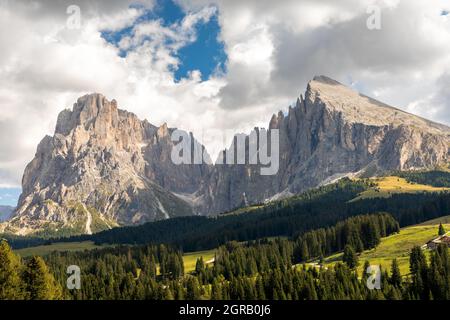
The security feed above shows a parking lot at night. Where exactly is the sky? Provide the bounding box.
[0,0,450,206]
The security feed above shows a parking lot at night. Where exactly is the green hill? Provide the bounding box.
[351,176,450,201]
[5,172,450,254]
[322,216,450,275]
[15,241,104,257]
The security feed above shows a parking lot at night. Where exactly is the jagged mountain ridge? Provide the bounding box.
[199,76,450,213]
[2,76,449,235]
[2,94,211,235]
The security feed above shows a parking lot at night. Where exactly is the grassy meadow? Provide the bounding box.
[351,176,449,201]
[15,241,104,257]
[321,218,450,276]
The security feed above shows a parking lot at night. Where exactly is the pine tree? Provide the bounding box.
[186,277,201,300]
[390,259,402,288]
[300,241,309,261]
[439,223,446,236]
[0,240,24,299]
[409,246,429,300]
[163,287,174,300]
[175,282,185,300]
[343,245,358,269]
[195,257,205,275]
[255,276,266,300]
[211,279,223,300]
[410,246,427,275]
[23,256,62,300]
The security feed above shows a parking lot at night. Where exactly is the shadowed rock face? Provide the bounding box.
[3,76,449,235]
[201,76,449,213]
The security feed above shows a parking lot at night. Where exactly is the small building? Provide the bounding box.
[426,234,450,250]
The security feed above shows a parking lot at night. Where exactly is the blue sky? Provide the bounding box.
[175,13,226,81]
[101,0,226,81]
[0,0,228,207]
[2,0,450,207]
[0,188,21,207]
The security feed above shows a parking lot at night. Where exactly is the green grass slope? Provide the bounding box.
[322,217,450,275]
[15,241,105,257]
[14,240,216,274]
[351,176,449,201]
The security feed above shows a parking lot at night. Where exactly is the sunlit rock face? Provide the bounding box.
[5,93,211,235]
[201,76,449,214]
[3,76,449,235]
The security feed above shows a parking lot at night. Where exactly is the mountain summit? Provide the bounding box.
[199,76,450,213]
[2,77,449,235]
[3,94,211,235]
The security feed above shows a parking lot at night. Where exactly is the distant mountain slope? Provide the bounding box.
[2,76,449,236]
[0,206,14,222]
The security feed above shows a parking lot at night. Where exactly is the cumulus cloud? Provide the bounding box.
[1,0,450,189]
[0,0,226,187]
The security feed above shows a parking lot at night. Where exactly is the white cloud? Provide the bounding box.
[177,0,450,133]
[0,0,227,187]
[1,0,450,188]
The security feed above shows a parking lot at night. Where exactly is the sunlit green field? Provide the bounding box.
[183,250,216,273]
[352,176,449,201]
[322,219,450,276]
[14,211,450,279]
[16,240,216,274]
[15,241,104,257]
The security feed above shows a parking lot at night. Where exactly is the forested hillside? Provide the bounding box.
[0,240,61,300]
[64,179,450,252]
[3,213,450,300]
[394,170,450,188]
[5,177,450,253]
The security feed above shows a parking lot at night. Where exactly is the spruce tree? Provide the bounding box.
[390,259,402,288]
[195,257,205,275]
[255,276,266,300]
[0,240,24,299]
[439,223,446,236]
[343,245,358,269]
[23,256,62,300]
[186,277,201,300]
[211,279,223,300]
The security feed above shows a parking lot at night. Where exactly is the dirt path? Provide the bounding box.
[82,204,92,235]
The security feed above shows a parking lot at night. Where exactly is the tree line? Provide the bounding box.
[394,170,450,188]
[293,213,399,262]
[3,213,450,300]
[6,178,446,253]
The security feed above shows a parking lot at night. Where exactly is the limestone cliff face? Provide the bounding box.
[4,94,211,235]
[3,76,449,235]
[201,76,450,213]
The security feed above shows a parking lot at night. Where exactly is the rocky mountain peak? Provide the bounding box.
[312,75,342,85]
[55,94,102,134]
[306,76,450,135]
[2,94,212,236]
[200,76,450,213]
[2,76,449,236]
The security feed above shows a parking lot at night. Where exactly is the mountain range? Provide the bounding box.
[1,76,449,236]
